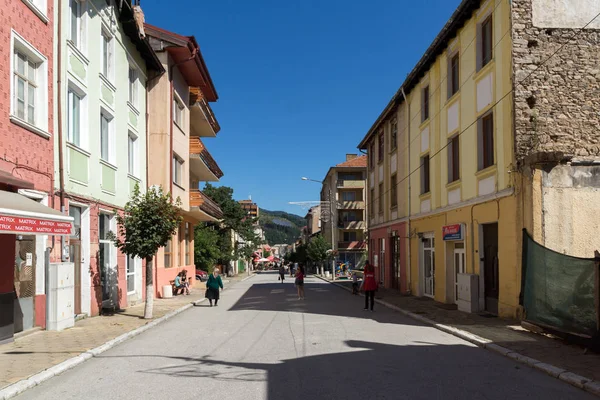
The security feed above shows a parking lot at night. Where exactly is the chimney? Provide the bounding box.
[346,154,358,161]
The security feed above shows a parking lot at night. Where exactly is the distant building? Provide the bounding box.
[239,199,259,219]
[304,205,321,243]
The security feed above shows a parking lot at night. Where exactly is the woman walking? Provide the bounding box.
[295,265,305,300]
[206,268,224,307]
[360,262,378,311]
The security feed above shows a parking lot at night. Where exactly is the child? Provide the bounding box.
[352,272,359,295]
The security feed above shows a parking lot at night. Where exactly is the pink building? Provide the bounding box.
[0,0,72,344]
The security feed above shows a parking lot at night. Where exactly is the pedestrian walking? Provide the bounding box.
[360,262,378,311]
[279,265,286,283]
[295,265,305,300]
[205,268,224,307]
[351,272,359,295]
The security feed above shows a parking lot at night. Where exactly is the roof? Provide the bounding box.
[144,24,218,102]
[336,155,367,168]
[357,0,480,149]
[117,2,164,73]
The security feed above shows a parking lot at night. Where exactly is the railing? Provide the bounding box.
[338,241,367,250]
[337,200,365,210]
[336,179,365,188]
[189,189,223,219]
[189,87,221,134]
[189,137,224,179]
[338,221,366,230]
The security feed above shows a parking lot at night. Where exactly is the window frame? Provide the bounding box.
[173,95,184,128]
[126,255,136,294]
[448,135,460,183]
[421,85,430,123]
[370,188,375,218]
[378,132,384,163]
[185,222,191,266]
[390,174,397,209]
[164,239,172,268]
[10,30,49,137]
[390,118,398,151]
[127,132,138,177]
[69,0,86,53]
[99,107,115,164]
[478,112,495,170]
[100,28,113,82]
[369,142,375,169]
[448,52,460,98]
[478,14,493,71]
[378,183,384,215]
[420,154,431,195]
[67,84,86,148]
[128,67,138,109]
[172,154,184,186]
[22,0,49,23]
[343,231,357,242]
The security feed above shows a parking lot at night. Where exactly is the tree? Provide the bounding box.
[109,185,182,319]
[194,223,221,274]
[307,235,331,265]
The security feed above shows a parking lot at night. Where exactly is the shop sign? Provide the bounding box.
[442,224,464,241]
[0,214,73,236]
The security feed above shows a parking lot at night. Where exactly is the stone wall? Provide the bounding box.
[512,0,600,162]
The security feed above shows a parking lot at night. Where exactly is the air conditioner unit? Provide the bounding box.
[457,273,479,313]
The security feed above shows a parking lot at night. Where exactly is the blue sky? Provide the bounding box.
[142,0,461,216]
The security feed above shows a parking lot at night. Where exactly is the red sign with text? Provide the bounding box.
[442,224,463,241]
[0,214,73,236]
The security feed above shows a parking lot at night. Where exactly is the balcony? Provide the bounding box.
[338,220,366,230]
[337,241,367,250]
[337,179,365,189]
[189,87,220,137]
[189,137,224,181]
[337,200,365,210]
[190,189,223,221]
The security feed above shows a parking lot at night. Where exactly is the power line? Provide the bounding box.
[367,8,600,211]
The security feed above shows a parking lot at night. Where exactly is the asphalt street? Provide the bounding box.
[14,272,594,400]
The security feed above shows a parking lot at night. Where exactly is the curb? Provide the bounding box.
[316,275,600,398]
[0,274,256,400]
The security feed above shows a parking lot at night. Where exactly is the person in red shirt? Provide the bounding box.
[360,262,378,311]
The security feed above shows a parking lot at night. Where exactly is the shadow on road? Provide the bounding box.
[96,340,591,400]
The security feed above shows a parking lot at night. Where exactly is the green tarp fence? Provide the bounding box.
[521,229,599,338]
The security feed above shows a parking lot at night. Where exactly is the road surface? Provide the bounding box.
[15,272,593,400]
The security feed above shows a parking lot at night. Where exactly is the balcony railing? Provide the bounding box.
[337,200,365,210]
[189,87,221,135]
[190,189,223,219]
[337,241,367,250]
[337,220,366,230]
[189,137,224,179]
[337,179,365,188]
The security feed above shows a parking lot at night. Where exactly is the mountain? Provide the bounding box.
[259,209,305,245]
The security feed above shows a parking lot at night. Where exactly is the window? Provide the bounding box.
[100,112,111,162]
[370,189,374,217]
[421,155,430,194]
[164,239,172,268]
[449,53,460,97]
[178,224,184,266]
[421,85,430,122]
[69,205,82,239]
[99,213,112,283]
[101,31,112,80]
[341,211,358,222]
[390,174,397,208]
[378,183,384,214]
[69,0,84,50]
[478,112,494,170]
[391,119,398,150]
[128,133,137,176]
[172,155,183,185]
[369,142,375,169]
[341,191,357,201]
[11,32,49,135]
[127,255,135,293]
[128,67,138,107]
[22,0,49,22]
[343,231,357,242]
[378,132,384,162]
[185,222,191,265]
[448,136,460,183]
[173,96,184,127]
[67,89,82,146]
[478,15,493,70]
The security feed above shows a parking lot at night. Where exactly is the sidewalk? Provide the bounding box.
[321,276,600,395]
[0,272,254,395]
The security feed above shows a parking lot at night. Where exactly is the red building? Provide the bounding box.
[0,0,73,344]
[368,222,409,293]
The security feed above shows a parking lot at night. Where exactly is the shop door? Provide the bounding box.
[14,236,36,333]
[422,235,435,297]
[390,236,400,290]
[453,242,466,303]
[70,239,82,315]
[482,223,499,314]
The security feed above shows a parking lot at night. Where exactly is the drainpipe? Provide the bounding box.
[401,87,411,294]
[56,0,67,262]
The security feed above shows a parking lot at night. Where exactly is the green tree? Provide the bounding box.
[109,185,182,319]
[307,235,331,265]
[194,224,221,274]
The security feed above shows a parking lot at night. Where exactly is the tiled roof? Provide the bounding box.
[336,155,367,168]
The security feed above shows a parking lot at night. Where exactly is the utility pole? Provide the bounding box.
[329,186,335,281]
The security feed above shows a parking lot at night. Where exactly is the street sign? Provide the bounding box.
[442,224,464,241]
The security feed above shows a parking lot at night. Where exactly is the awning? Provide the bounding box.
[0,190,73,236]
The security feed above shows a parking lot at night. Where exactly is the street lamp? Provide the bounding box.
[301,177,336,280]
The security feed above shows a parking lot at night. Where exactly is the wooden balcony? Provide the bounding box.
[190,87,220,137]
[190,189,223,220]
[189,137,224,181]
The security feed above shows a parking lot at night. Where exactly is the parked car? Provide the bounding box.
[195,269,208,281]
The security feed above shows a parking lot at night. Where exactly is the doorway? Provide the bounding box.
[422,234,435,297]
[482,223,499,314]
[390,235,400,290]
[14,236,36,333]
[453,242,466,303]
[70,239,82,315]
